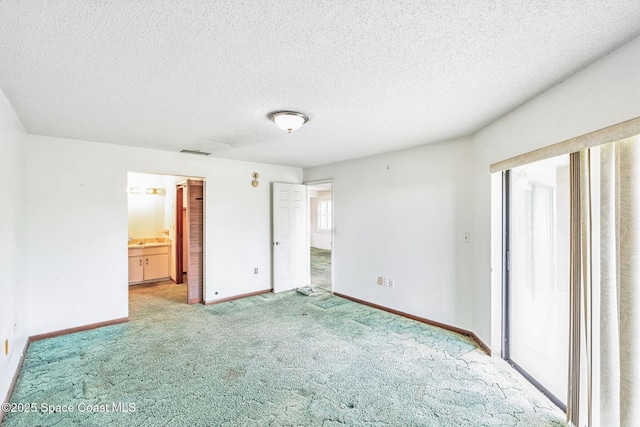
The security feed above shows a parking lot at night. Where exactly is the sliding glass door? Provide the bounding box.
[504,154,570,409]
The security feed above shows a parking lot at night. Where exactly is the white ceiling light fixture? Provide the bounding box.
[270,111,309,133]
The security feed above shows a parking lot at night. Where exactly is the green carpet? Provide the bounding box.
[310,247,331,291]
[2,282,566,426]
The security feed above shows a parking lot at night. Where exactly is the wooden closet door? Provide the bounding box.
[186,180,204,304]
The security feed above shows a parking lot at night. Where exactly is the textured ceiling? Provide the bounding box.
[0,1,639,168]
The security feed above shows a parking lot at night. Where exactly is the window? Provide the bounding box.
[317,200,332,232]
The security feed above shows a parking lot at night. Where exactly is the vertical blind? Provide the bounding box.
[579,137,640,427]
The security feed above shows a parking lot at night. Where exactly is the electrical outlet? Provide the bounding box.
[463,232,471,243]
[383,278,389,287]
[389,279,395,288]
[377,276,383,285]
[254,268,259,274]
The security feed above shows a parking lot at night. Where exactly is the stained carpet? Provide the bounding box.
[2,282,566,426]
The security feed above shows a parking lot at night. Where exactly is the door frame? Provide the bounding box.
[176,179,205,304]
[126,172,205,306]
[175,186,184,284]
[304,179,334,292]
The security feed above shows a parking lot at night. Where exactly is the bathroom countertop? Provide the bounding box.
[128,242,170,249]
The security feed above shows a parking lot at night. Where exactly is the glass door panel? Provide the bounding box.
[508,154,570,408]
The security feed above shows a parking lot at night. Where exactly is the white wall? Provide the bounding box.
[310,190,332,250]
[304,137,474,330]
[127,172,168,239]
[471,35,640,351]
[0,88,28,404]
[26,135,302,336]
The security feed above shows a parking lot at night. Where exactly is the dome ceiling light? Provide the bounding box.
[269,111,309,133]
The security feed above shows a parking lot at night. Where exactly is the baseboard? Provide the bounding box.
[334,292,491,354]
[1,336,29,424]
[466,332,491,355]
[29,317,129,342]
[205,288,272,305]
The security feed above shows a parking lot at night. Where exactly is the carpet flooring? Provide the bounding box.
[2,282,566,426]
[310,247,331,291]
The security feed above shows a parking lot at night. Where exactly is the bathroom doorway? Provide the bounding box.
[127,172,205,305]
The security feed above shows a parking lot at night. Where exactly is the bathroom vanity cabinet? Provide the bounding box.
[128,244,170,284]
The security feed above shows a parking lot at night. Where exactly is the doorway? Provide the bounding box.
[307,181,333,292]
[271,181,334,293]
[127,172,205,305]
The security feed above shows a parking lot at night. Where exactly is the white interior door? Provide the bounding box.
[273,183,308,293]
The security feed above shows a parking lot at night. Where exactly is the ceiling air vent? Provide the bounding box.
[180,149,210,156]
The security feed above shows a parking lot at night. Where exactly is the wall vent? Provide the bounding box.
[180,149,210,156]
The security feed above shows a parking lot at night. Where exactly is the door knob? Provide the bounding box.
[273,242,280,246]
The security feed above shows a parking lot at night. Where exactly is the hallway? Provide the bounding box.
[310,247,331,291]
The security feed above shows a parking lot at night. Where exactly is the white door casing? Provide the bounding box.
[273,183,308,293]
